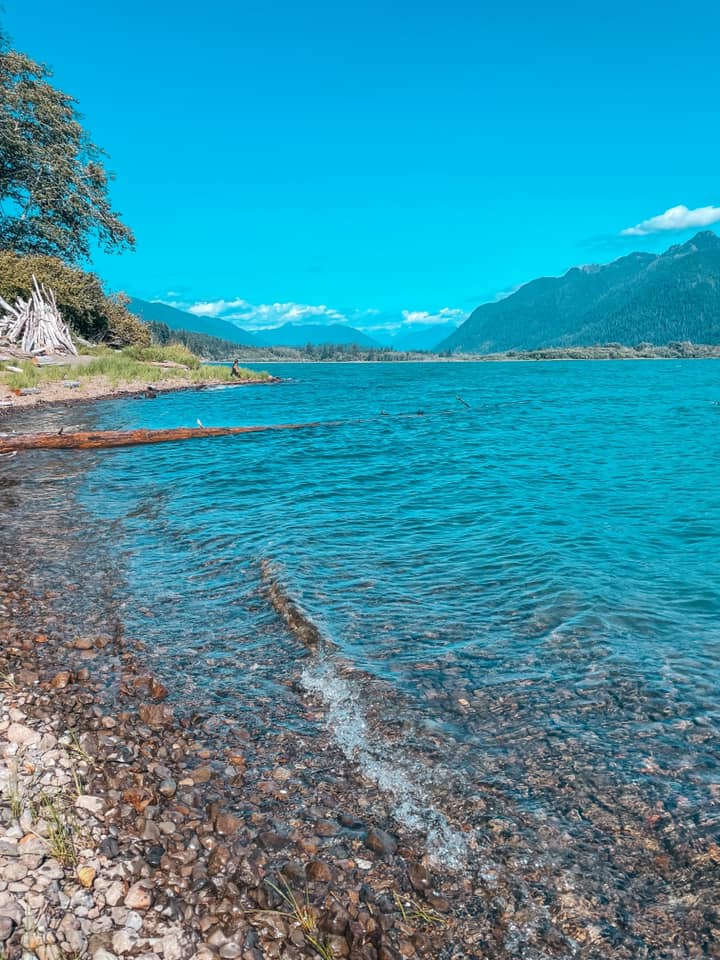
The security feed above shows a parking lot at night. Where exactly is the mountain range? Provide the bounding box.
[128,297,386,349]
[127,297,458,351]
[440,231,720,353]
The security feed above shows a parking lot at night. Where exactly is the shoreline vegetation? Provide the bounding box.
[149,323,720,364]
[0,344,275,411]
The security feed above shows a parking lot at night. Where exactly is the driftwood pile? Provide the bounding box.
[0,277,77,356]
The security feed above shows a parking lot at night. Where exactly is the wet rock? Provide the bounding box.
[315,819,340,837]
[215,812,240,835]
[72,636,95,650]
[191,765,212,784]
[207,844,231,877]
[149,678,169,701]
[138,703,174,727]
[318,907,350,936]
[326,935,350,958]
[305,859,333,883]
[407,863,430,893]
[158,778,177,798]
[50,671,72,689]
[366,827,397,857]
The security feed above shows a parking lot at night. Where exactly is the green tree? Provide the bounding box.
[0,30,134,262]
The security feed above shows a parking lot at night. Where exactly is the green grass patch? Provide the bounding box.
[123,343,201,368]
[0,347,269,391]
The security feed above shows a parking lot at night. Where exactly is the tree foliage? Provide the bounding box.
[0,250,149,346]
[0,30,134,262]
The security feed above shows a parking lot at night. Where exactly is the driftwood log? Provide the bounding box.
[0,421,339,454]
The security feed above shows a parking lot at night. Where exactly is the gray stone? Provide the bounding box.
[161,934,185,960]
[125,911,143,931]
[103,881,125,907]
[112,929,138,954]
[6,722,40,746]
[75,795,107,816]
[3,861,27,882]
[0,916,15,943]
[158,779,176,798]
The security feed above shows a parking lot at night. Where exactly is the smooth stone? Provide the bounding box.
[0,916,15,942]
[124,882,153,910]
[75,795,107,816]
[6,722,40,746]
[365,827,398,856]
[112,929,138,954]
[99,837,120,859]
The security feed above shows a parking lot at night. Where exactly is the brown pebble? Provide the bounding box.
[124,881,153,910]
[366,827,398,857]
[191,764,212,784]
[72,636,94,650]
[215,811,240,835]
[305,859,333,883]
[138,703,174,726]
[50,671,72,689]
[408,863,430,893]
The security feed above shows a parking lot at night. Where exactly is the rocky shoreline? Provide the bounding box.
[0,375,279,412]
[0,557,489,960]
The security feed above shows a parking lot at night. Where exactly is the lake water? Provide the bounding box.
[6,359,720,954]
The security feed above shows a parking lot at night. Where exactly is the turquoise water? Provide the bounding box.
[24,359,720,948]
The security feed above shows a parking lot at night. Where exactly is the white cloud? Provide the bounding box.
[162,295,465,337]
[621,204,720,237]
[400,307,466,326]
[186,298,249,317]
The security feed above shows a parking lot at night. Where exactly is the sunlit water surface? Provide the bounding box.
[4,360,719,953]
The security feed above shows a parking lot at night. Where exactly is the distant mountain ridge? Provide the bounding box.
[440,231,720,353]
[128,298,381,349]
[252,322,380,348]
[127,297,258,346]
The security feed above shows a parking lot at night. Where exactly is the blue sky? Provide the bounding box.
[5,0,720,334]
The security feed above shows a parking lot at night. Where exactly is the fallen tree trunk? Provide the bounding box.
[0,420,339,454]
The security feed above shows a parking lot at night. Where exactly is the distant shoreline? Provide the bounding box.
[215,353,720,364]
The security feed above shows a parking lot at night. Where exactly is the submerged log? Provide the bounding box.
[0,420,338,454]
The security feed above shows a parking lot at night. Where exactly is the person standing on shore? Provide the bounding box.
[231,359,242,378]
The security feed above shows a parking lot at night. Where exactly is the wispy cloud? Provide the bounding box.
[621,204,720,237]
[165,295,465,336]
[186,298,249,317]
[400,307,466,326]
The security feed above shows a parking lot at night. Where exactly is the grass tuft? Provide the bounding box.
[260,876,334,959]
[394,892,446,927]
[40,795,77,866]
[8,764,22,820]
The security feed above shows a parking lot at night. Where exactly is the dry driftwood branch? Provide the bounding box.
[0,420,338,454]
[0,277,77,356]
